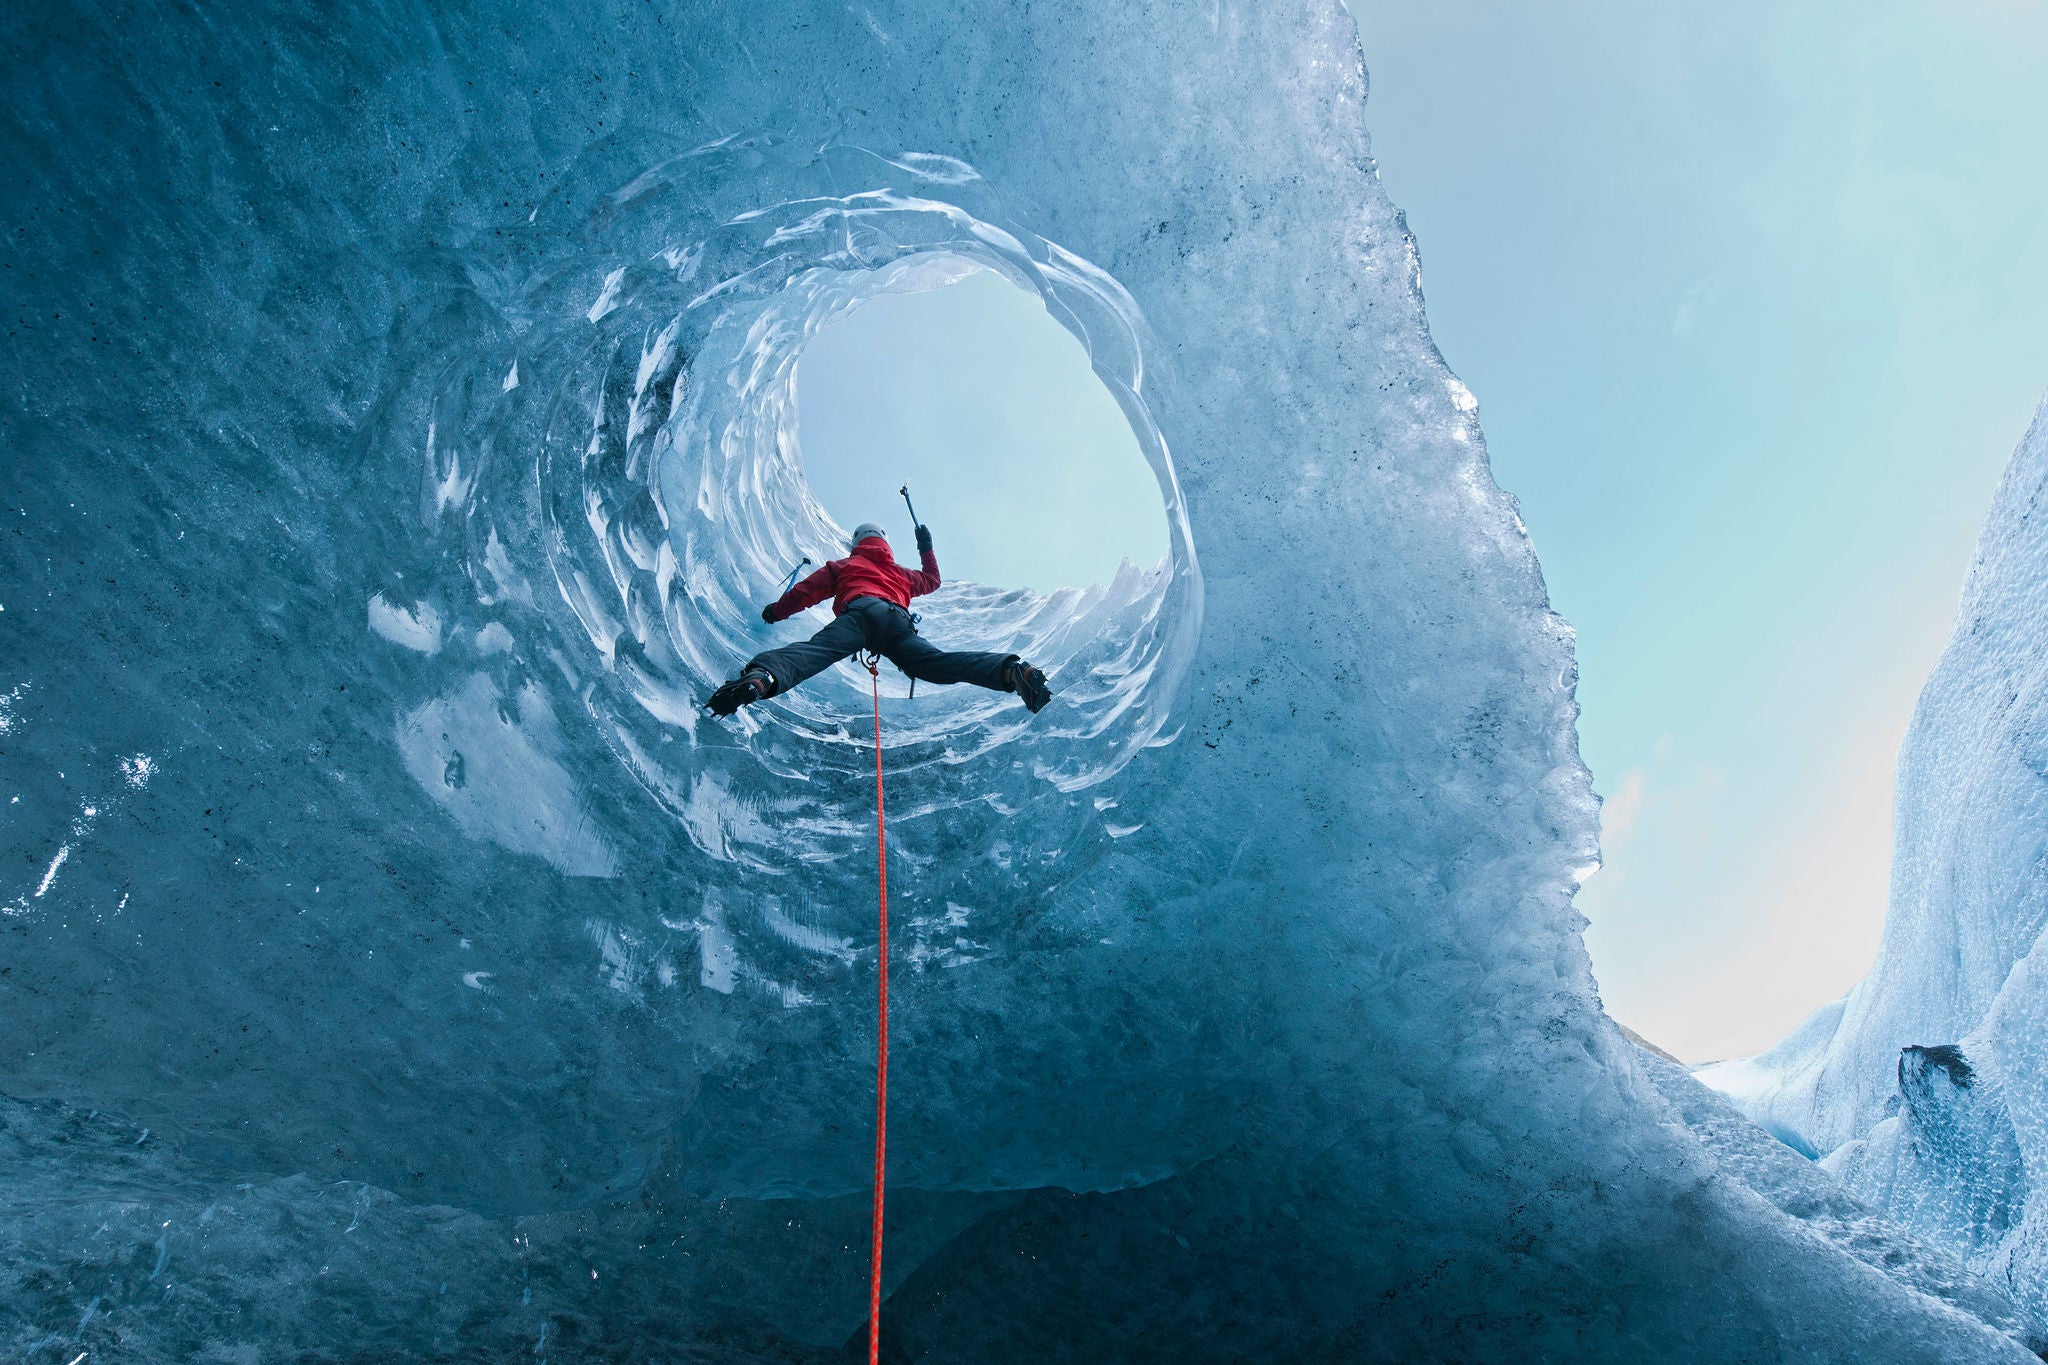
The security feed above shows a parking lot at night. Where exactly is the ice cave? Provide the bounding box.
[4,1,2046,1360]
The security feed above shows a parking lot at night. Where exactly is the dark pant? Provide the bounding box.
[747,596,1018,697]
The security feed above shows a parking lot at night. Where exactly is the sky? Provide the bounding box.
[1349,0,2048,1060]
[794,268,1166,594]
[797,0,2048,1064]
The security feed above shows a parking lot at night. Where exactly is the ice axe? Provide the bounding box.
[898,484,921,531]
[775,556,812,596]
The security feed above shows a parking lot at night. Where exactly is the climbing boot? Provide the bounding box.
[706,667,774,717]
[1006,659,1052,714]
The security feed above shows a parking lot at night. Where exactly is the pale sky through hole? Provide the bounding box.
[793,268,1167,596]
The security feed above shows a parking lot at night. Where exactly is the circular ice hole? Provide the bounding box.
[793,266,1169,593]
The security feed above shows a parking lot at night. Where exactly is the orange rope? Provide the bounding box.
[863,654,889,1365]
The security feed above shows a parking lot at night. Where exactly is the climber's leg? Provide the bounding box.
[744,611,867,697]
[881,628,1021,692]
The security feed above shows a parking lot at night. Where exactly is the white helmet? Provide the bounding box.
[850,522,889,548]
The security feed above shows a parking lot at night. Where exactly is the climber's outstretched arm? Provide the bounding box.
[905,523,941,598]
[764,563,838,623]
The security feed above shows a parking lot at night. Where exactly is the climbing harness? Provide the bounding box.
[861,650,890,1365]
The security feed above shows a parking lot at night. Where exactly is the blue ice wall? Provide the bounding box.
[1,1,2036,1359]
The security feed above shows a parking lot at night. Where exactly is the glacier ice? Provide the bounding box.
[1705,395,2048,1334]
[2,0,2039,1359]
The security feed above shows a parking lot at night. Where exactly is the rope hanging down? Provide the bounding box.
[862,653,890,1365]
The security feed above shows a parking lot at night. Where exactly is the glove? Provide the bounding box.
[915,524,933,554]
[761,603,778,624]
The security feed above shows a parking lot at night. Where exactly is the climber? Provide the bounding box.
[705,520,1054,717]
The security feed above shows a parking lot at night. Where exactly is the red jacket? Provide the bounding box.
[764,537,940,621]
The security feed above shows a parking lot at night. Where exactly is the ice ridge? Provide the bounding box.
[1705,394,2048,1338]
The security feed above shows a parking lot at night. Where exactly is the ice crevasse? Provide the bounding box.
[0,1,2036,1359]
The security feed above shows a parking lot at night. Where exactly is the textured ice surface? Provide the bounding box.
[2,1,2038,1359]
[1704,396,2048,1334]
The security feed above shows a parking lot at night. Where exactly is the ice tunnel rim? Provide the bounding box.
[422,145,1208,872]
[629,188,1203,780]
